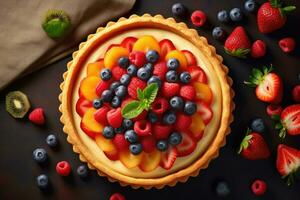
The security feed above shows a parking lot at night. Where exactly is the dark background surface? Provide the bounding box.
[0,0,300,199]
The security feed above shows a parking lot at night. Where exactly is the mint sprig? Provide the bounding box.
[121,83,158,119]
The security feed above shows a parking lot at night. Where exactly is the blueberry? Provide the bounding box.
[36,174,49,189]
[184,101,197,115]
[167,58,180,70]
[147,76,162,88]
[110,81,121,91]
[156,140,168,152]
[114,126,124,134]
[217,10,230,23]
[46,134,58,148]
[212,27,226,40]
[111,96,121,108]
[129,143,143,155]
[93,98,103,109]
[125,130,138,143]
[147,112,158,123]
[137,67,151,80]
[244,0,257,12]
[250,118,265,133]
[101,90,113,102]
[144,63,154,72]
[122,119,133,129]
[215,181,231,197]
[169,96,184,110]
[146,50,159,63]
[77,165,89,178]
[127,64,138,76]
[166,70,178,83]
[118,57,130,68]
[172,3,186,17]
[169,132,182,145]
[230,8,243,22]
[100,68,112,81]
[163,111,177,124]
[103,126,115,139]
[114,85,127,98]
[180,71,191,84]
[33,148,48,164]
[120,74,131,86]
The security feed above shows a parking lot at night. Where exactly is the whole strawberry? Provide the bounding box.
[224,26,251,58]
[244,66,283,104]
[257,0,296,34]
[238,129,270,160]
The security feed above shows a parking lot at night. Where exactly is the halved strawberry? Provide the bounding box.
[159,39,176,59]
[160,147,178,170]
[276,144,300,185]
[176,131,197,157]
[121,37,137,52]
[187,66,207,83]
[182,50,197,66]
[76,97,92,117]
[196,101,213,124]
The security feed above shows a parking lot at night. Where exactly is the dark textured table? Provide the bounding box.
[1,0,300,199]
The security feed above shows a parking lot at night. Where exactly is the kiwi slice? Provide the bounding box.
[6,91,31,118]
[42,9,71,39]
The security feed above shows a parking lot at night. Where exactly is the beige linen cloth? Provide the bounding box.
[0,0,135,90]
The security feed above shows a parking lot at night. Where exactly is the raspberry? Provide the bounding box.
[151,97,169,115]
[251,40,266,58]
[128,77,147,99]
[191,10,207,27]
[29,108,45,125]
[113,134,129,150]
[153,61,168,80]
[141,136,156,153]
[292,85,300,103]
[279,37,296,53]
[132,110,147,122]
[174,113,192,131]
[129,51,146,67]
[110,193,126,200]
[179,85,196,100]
[153,124,172,139]
[112,66,127,80]
[251,179,267,196]
[95,81,111,96]
[161,82,180,98]
[107,108,123,128]
[94,106,109,124]
[266,105,282,117]
[56,161,71,176]
[134,120,151,136]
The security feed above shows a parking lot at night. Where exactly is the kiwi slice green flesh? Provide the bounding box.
[42,9,71,39]
[6,91,31,118]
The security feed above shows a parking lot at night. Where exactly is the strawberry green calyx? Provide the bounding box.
[225,48,250,59]
[270,0,296,16]
[238,128,252,154]
[283,167,300,186]
[244,66,273,87]
[272,114,287,138]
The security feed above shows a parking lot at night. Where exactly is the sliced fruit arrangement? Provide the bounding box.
[75,35,214,171]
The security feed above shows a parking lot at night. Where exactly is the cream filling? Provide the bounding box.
[72,28,222,178]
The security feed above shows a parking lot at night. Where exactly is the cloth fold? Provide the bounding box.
[0,0,135,90]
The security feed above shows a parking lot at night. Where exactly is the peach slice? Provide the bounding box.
[95,134,117,153]
[190,113,205,140]
[193,82,213,105]
[79,76,101,101]
[119,150,144,169]
[104,46,129,69]
[86,60,104,77]
[81,108,103,138]
[132,35,161,54]
[165,50,188,71]
[139,149,161,172]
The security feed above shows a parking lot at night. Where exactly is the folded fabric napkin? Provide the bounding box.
[0,0,135,90]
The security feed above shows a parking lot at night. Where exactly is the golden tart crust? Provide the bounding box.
[59,14,234,189]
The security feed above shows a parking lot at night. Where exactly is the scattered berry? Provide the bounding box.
[29,108,45,125]
[134,120,151,136]
[137,67,151,80]
[156,140,168,151]
[36,174,50,189]
[217,10,230,23]
[111,96,121,108]
[120,74,131,86]
[128,77,147,99]
[146,50,159,63]
[179,71,191,84]
[56,161,71,176]
[180,85,196,100]
[163,111,177,124]
[103,126,115,139]
[107,108,123,128]
[153,61,168,80]
[46,134,58,148]
[112,66,127,80]
[147,76,162,88]
[100,68,112,81]
[93,98,103,109]
[292,85,300,102]
[191,10,207,27]
[151,97,169,114]
[144,63,154,72]
[113,134,129,150]
[266,104,282,117]
[114,85,127,98]
[184,101,197,115]
[174,113,192,131]
[169,96,184,110]
[94,106,109,124]
[251,40,266,58]
[166,70,178,83]
[101,90,113,102]
[129,51,146,67]
[169,132,182,145]
[127,64,138,76]
[109,193,126,200]
[251,179,267,196]
[212,27,226,40]
[167,58,179,70]
[124,130,138,143]
[147,111,158,123]
[96,81,110,96]
[114,126,124,134]
[244,0,257,12]
[153,123,172,139]
[33,148,48,164]
[129,143,143,155]
[172,3,186,17]
[118,57,129,69]
[215,181,231,197]
[77,165,89,178]
[122,119,133,129]
[279,37,296,53]
[141,136,156,153]
[250,118,265,133]
[162,82,180,97]
[229,8,243,22]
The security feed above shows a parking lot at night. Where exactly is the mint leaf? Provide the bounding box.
[121,101,144,119]
[143,83,158,103]
[137,88,144,100]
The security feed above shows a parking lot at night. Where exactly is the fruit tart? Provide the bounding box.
[59,14,234,189]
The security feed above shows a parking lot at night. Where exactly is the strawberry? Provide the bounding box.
[176,131,197,157]
[153,61,168,80]
[121,37,137,52]
[161,82,180,97]
[292,85,300,103]
[95,80,111,96]
[134,120,151,136]
[244,66,283,104]
[94,106,109,124]
[196,101,213,124]
[107,108,123,128]
[174,113,192,131]
[257,0,296,34]
[159,39,176,59]
[224,26,251,58]
[179,85,196,100]
[266,104,282,117]
[76,97,92,117]
[129,51,146,67]
[276,144,300,185]
[238,129,270,160]
[152,123,172,140]
[160,147,178,170]
[187,66,207,83]
[113,134,129,150]
[182,50,197,66]
[29,108,45,125]
[274,104,300,138]
[141,136,156,153]
[251,40,266,58]
[128,77,147,99]
[151,97,169,115]
[279,37,296,53]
